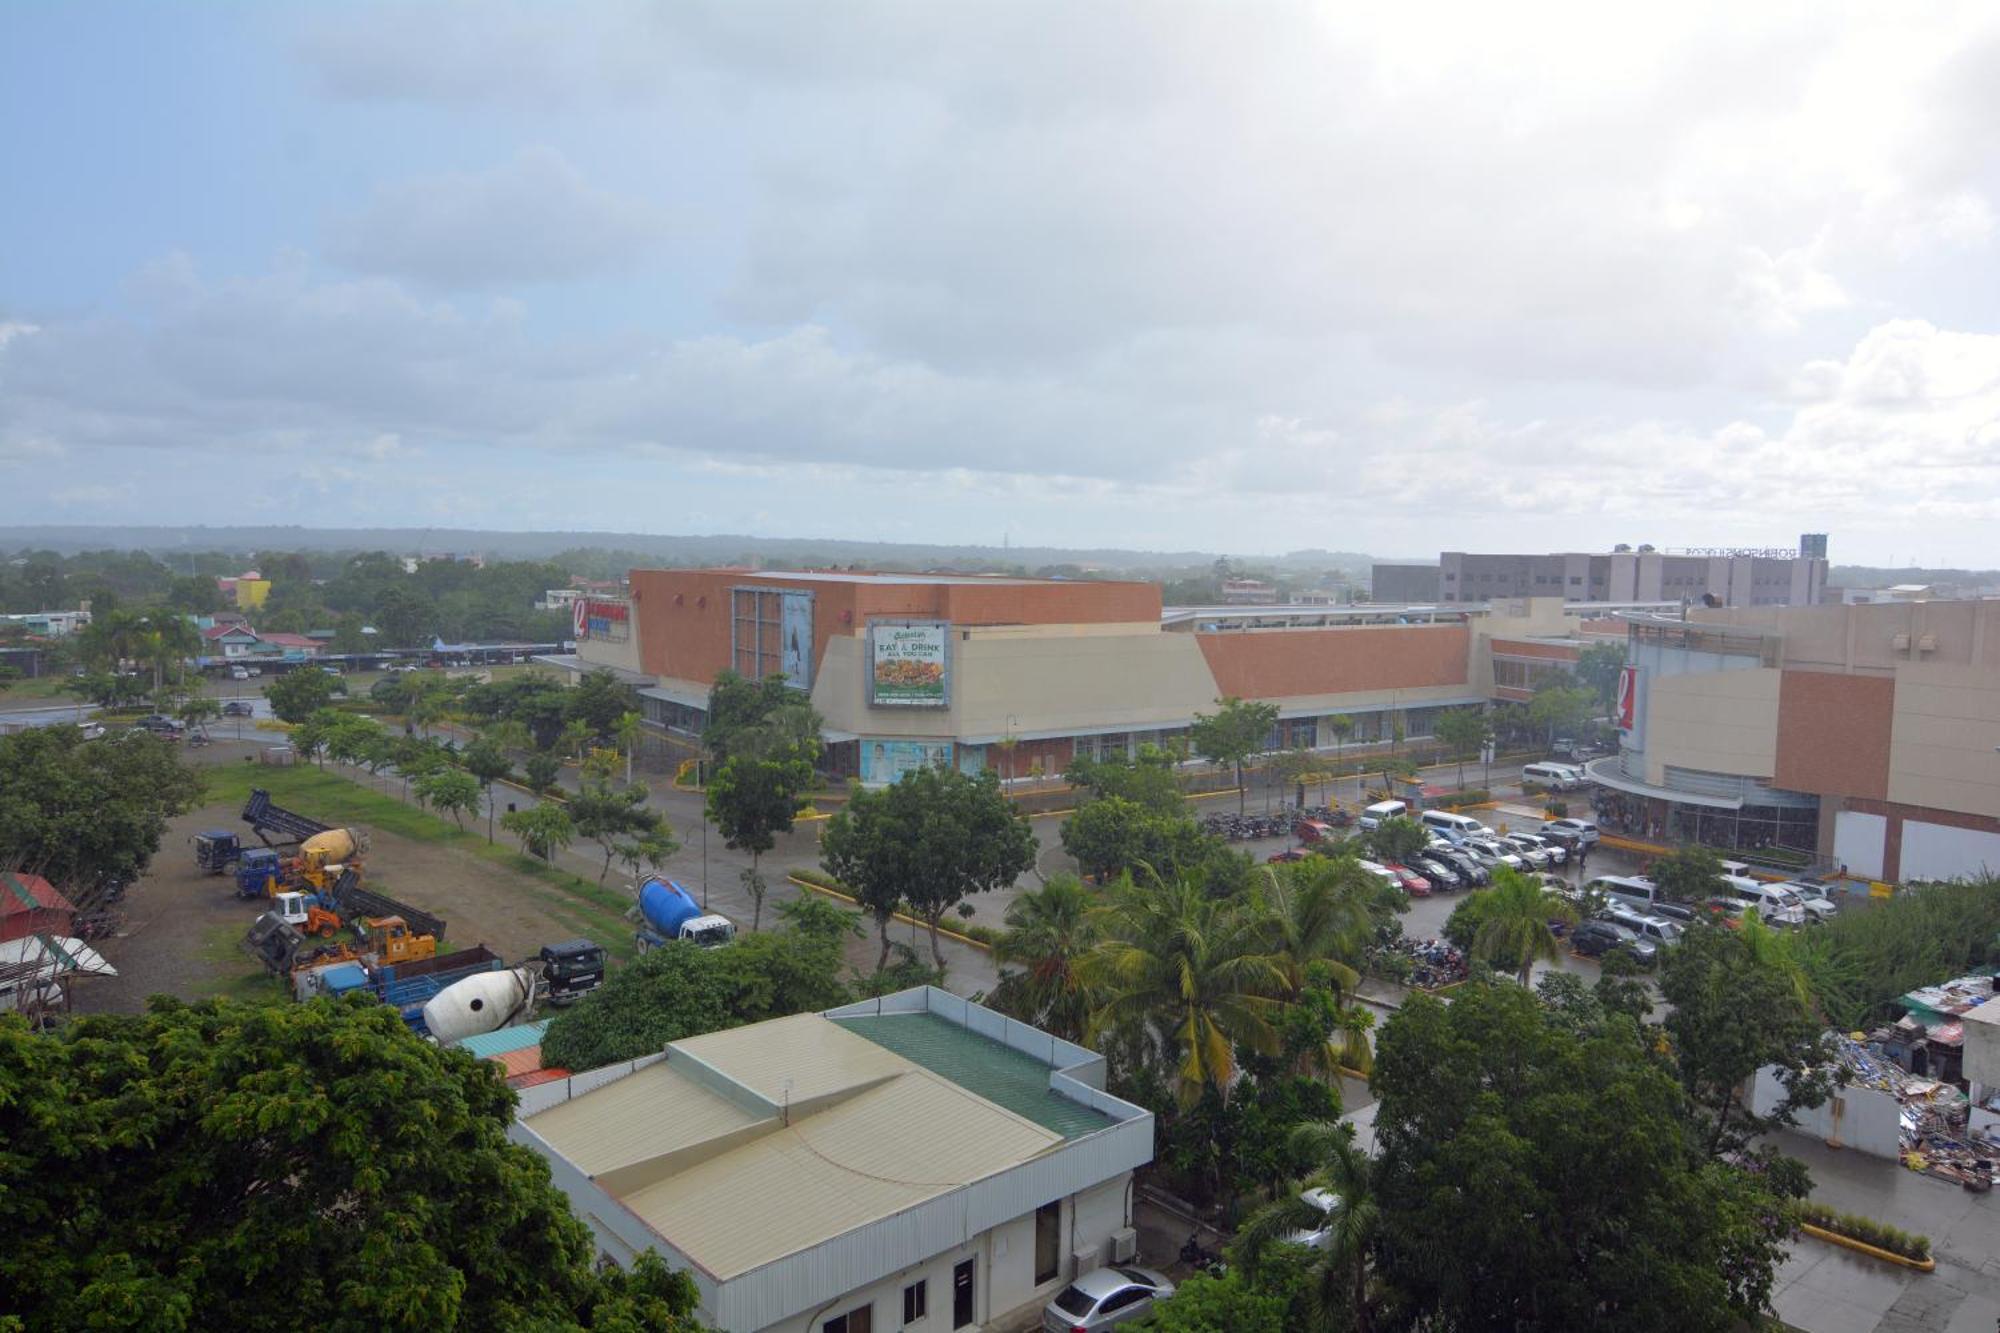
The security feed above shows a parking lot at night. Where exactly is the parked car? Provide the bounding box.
[1266,848,1309,864]
[1426,844,1490,886]
[1602,904,1684,951]
[221,700,254,717]
[1383,863,1433,897]
[1044,1267,1177,1333]
[229,665,250,680]
[134,715,183,738]
[1541,817,1601,846]
[1571,919,1657,965]
[1461,838,1525,871]
[1412,855,1463,890]
[1287,1187,1343,1250]
[76,721,106,740]
[1509,831,1567,866]
[1354,860,1402,889]
[1774,879,1839,924]
[1501,836,1553,870]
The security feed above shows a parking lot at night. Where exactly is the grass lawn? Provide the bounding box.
[193,923,288,1005]
[203,762,640,962]
[0,675,81,703]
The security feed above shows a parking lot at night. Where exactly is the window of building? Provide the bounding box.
[1034,1200,1062,1285]
[904,1280,928,1324]
[824,1302,873,1333]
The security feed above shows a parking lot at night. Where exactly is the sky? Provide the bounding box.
[3,2,1999,565]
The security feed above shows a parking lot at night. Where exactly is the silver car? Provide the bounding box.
[1287,1187,1343,1249]
[1510,832,1566,866]
[1045,1267,1177,1332]
[1502,835,1554,869]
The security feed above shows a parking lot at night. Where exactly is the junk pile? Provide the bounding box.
[1836,1031,2000,1187]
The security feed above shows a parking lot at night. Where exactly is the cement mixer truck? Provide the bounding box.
[634,878,736,953]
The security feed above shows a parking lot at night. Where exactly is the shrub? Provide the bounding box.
[1796,1202,1932,1261]
[1430,788,1491,810]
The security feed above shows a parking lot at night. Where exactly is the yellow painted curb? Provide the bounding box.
[1797,1222,1935,1272]
[783,875,995,953]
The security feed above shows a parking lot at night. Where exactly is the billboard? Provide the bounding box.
[780,589,813,690]
[1615,665,1639,731]
[868,621,950,707]
[860,739,955,785]
[575,599,630,643]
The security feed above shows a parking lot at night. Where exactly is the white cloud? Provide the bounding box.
[324,147,660,289]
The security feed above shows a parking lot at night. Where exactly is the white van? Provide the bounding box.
[1420,810,1488,841]
[1586,874,1665,913]
[1522,762,1588,791]
[1718,876,1807,927]
[1359,800,1409,831]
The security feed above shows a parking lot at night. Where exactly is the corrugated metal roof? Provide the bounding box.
[619,1067,1060,1278]
[527,1060,764,1177]
[459,1020,549,1060]
[833,1013,1112,1139]
[507,1067,569,1090]
[672,1012,908,1105]
[496,1046,545,1078]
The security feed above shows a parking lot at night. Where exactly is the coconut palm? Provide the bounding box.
[1261,857,1373,996]
[1079,875,1290,1102]
[1471,867,1578,987]
[991,875,1098,1042]
[1236,1121,1381,1333]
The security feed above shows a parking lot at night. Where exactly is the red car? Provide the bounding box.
[1266,848,1309,864]
[1384,863,1433,896]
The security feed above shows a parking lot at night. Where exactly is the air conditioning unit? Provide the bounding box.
[1892,632,1911,651]
[1918,634,1937,653]
[1071,1243,1103,1275]
[1110,1228,1139,1263]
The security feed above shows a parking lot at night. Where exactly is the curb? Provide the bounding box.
[1797,1221,1935,1272]
[783,874,995,953]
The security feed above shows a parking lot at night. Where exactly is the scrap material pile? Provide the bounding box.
[1834,1032,2000,1185]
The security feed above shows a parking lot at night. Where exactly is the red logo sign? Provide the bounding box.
[572,600,588,640]
[1615,665,1638,731]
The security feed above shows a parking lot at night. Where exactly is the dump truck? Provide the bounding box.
[197,788,369,884]
[634,878,736,952]
[292,942,508,1027]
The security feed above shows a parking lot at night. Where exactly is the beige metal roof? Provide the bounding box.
[527,1061,764,1176]
[672,1012,909,1105]
[618,1066,1062,1278]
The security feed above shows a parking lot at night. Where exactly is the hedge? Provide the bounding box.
[787,867,1002,947]
[1429,789,1491,809]
[1796,1202,1932,1262]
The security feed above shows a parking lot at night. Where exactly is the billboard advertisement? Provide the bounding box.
[868,621,950,707]
[780,589,814,690]
[1615,665,1639,731]
[575,599,630,643]
[860,739,955,786]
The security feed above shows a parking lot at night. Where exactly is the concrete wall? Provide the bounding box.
[1752,1066,1902,1160]
[1641,666,1781,785]
[1195,624,1470,699]
[1901,820,2000,882]
[1888,662,2000,821]
[1833,810,1888,880]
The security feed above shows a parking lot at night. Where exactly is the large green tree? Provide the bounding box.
[990,875,1098,1041]
[1371,984,1801,1332]
[565,668,640,741]
[821,766,1036,967]
[1064,744,1187,815]
[1431,707,1490,788]
[1191,696,1280,814]
[1661,920,1838,1158]
[571,780,676,885]
[1576,641,1628,709]
[1080,875,1290,1102]
[540,898,855,1070]
[701,670,799,766]
[705,746,816,929]
[1466,867,1578,987]
[1652,844,1728,904]
[1235,1122,1381,1333]
[266,667,344,723]
[0,997,708,1333]
[0,725,205,900]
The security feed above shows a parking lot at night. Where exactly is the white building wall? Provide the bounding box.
[1900,820,2000,883]
[1751,1067,1902,1160]
[1833,810,1887,881]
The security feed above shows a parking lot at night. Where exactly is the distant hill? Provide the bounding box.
[0,524,1379,578]
[1829,565,2000,589]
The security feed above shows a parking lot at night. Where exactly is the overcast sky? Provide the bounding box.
[4,3,1999,565]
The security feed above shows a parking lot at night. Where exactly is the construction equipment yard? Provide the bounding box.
[73,749,641,1014]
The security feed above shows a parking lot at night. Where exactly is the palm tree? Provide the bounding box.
[1236,1121,1380,1333]
[991,875,1098,1042]
[1733,905,1813,1007]
[1079,876,1290,1102]
[614,710,643,784]
[1471,867,1578,987]
[1261,858,1372,996]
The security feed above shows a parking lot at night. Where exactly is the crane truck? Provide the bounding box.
[634,878,736,952]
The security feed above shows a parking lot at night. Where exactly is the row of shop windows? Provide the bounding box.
[1492,658,1574,691]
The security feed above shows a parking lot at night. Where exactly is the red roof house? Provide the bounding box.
[1,872,75,943]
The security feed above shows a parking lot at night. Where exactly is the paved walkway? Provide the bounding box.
[1771,1135,2000,1333]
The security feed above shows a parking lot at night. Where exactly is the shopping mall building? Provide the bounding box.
[1593,600,2000,883]
[541,570,1625,786]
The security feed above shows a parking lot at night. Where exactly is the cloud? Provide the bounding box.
[324,148,660,289]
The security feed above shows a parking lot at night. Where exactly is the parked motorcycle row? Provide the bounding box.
[1200,805,1352,842]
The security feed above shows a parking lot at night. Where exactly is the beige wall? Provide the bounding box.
[575,598,644,675]
[1643,667,1781,784]
[811,624,1219,742]
[1699,600,2000,676]
[1888,662,2000,820]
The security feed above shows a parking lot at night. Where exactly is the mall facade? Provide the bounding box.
[1592,600,2000,883]
[542,570,1614,787]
